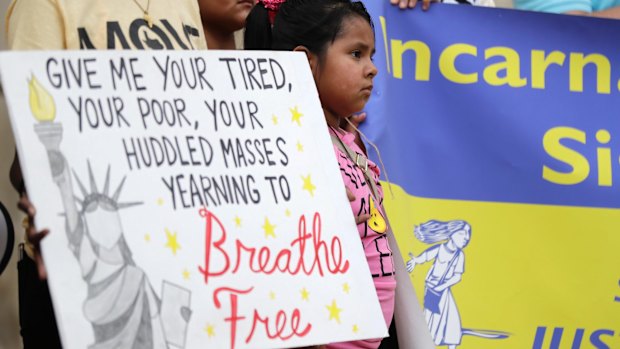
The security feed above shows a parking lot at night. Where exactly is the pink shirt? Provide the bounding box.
[330,129,395,279]
[327,129,397,349]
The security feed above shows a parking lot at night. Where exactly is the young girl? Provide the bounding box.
[407,220,472,348]
[245,1,395,348]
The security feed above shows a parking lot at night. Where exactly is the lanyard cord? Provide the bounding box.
[329,126,382,203]
[341,118,394,198]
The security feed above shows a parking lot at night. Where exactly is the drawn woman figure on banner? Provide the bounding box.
[407,219,509,348]
[407,219,470,348]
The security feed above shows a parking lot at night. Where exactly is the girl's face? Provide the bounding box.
[199,0,254,32]
[451,229,471,249]
[312,16,377,127]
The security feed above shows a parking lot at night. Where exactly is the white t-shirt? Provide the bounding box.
[6,0,207,50]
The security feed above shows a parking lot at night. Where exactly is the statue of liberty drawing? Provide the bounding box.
[407,219,509,348]
[29,75,192,348]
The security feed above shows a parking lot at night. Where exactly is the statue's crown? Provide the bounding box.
[73,161,141,213]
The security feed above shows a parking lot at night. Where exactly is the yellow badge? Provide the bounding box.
[368,197,387,233]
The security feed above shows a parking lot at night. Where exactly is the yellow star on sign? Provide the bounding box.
[301,288,310,301]
[290,106,303,126]
[301,175,316,197]
[296,141,304,152]
[144,233,151,242]
[164,228,181,255]
[263,217,276,238]
[326,300,343,324]
[157,198,164,206]
[343,283,350,294]
[204,324,215,338]
[352,324,359,333]
[269,291,276,300]
[234,216,242,228]
[182,268,190,280]
[272,114,278,125]
[285,209,291,217]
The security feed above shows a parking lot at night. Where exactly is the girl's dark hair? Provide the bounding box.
[244,0,373,58]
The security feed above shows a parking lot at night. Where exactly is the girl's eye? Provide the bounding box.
[351,50,361,59]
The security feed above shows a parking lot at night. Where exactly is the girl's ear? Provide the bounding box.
[293,45,319,75]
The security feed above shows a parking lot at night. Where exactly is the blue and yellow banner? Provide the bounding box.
[363,3,620,348]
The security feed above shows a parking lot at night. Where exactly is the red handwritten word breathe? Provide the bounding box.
[198,209,347,348]
[198,208,350,284]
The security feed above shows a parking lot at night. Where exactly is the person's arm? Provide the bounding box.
[406,246,439,272]
[514,0,620,19]
[567,6,620,19]
[389,0,437,11]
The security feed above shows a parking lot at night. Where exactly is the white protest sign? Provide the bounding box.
[0,50,387,349]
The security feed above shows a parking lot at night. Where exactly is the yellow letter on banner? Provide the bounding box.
[569,53,611,94]
[439,44,478,84]
[542,127,589,185]
[531,50,566,90]
[596,129,612,187]
[483,47,527,87]
[391,39,431,80]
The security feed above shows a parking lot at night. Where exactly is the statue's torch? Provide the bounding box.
[29,75,64,180]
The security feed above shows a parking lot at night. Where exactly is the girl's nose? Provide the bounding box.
[368,61,378,78]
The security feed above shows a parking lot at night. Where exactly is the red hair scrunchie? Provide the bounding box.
[260,0,286,24]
